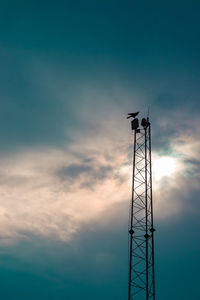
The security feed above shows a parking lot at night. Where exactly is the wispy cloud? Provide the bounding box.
[0,59,199,244]
[0,130,129,244]
[0,112,199,244]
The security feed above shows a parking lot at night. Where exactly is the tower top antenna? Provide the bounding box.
[147,106,150,118]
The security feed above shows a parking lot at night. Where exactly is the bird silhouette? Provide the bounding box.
[126,112,139,119]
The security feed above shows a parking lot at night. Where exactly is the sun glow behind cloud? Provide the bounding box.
[153,156,176,181]
[0,103,198,245]
[0,142,191,244]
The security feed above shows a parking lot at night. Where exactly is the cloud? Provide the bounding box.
[0,112,199,245]
[57,162,113,190]
[152,116,200,218]
[0,128,130,244]
[0,59,199,244]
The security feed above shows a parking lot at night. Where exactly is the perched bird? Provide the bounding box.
[126,112,139,119]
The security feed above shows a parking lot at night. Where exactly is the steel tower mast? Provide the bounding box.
[127,112,155,300]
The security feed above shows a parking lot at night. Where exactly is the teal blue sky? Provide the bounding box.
[0,1,199,299]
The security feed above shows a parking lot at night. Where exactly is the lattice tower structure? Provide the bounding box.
[128,117,155,300]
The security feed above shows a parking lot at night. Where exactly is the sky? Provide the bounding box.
[0,0,199,299]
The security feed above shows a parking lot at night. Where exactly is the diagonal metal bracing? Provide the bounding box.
[128,119,155,300]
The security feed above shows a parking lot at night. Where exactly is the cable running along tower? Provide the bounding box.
[127,112,155,300]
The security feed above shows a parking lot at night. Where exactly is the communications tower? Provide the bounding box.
[127,112,155,300]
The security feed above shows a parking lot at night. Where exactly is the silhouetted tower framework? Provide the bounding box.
[127,113,155,300]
